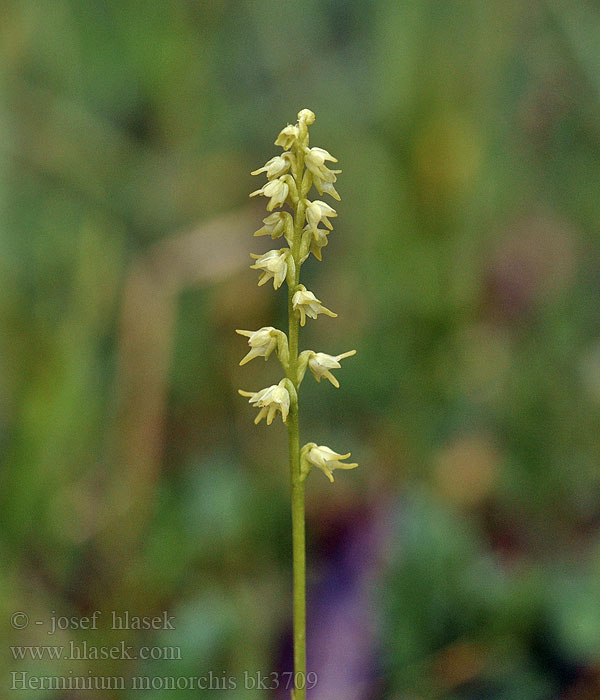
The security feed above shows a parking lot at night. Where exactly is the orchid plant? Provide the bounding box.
[237,108,357,700]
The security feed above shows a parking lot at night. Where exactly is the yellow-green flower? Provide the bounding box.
[292,286,337,326]
[300,443,358,482]
[254,212,294,241]
[305,226,331,261]
[250,177,289,211]
[251,153,294,179]
[250,249,288,289]
[305,199,337,231]
[239,381,290,425]
[236,327,280,365]
[313,177,341,201]
[304,147,339,183]
[306,350,356,388]
[274,124,299,150]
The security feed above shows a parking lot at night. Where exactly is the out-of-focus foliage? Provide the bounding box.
[2,1,600,699]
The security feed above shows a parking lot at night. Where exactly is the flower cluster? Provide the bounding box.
[237,108,357,483]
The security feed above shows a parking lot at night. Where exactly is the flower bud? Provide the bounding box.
[297,109,316,125]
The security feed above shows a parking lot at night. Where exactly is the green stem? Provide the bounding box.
[288,392,305,700]
[287,143,306,700]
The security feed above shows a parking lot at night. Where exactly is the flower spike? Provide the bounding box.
[239,108,358,700]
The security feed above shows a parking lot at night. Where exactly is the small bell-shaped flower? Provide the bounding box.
[251,153,294,180]
[292,286,337,326]
[238,380,290,425]
[250,177,289,211]
[235,326,285,365]
[274,124,299,150]
[250,249,288,289]
[300,443,358,482]
[254,212,294,241]
[304,147,339,183]
[306,227,331,261]
[305,200,337,231]
[312,176,341,201]
[306,350,356,388]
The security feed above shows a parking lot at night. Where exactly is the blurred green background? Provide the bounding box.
[2,1,600,699]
